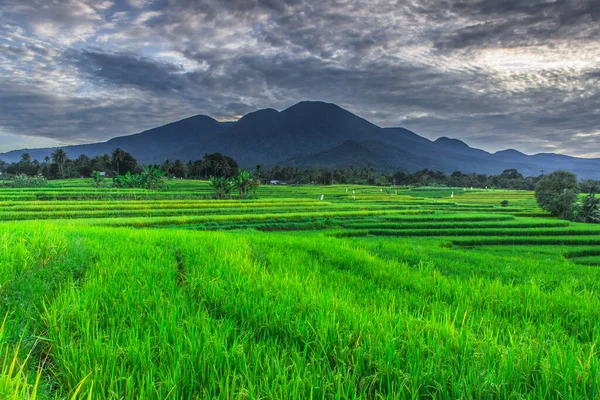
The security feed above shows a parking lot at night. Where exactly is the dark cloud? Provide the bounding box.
[430,0,600,50]
[69,49,187,92]
[0,0,599,156]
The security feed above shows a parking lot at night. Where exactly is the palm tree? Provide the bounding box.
[111,148,126,176]
[202,159,212,179]
[255,164,262,184]
[51,148,67,178]
[20,153,32,163]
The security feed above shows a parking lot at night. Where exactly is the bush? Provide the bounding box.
[209,170,260,200]
[6,174,48,188]
[576,194,600,223]
[91,171,107,188]
[500,200,509,207]
[112,166,168,191]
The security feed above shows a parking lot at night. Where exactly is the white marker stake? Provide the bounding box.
[320,195,324,201]
[451,192,454,198]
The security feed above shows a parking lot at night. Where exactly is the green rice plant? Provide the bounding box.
[2,179,600,398]
[453,236,600,246]
[0,334,41,399]
[342,227,600,238]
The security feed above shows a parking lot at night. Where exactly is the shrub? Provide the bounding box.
[209,170,260,200]
[91,171,107,188]
[112,166,167,190]
[500,200,509,207]
[575,193,600,223]
[7,174,48,188]
[208,176,235,199]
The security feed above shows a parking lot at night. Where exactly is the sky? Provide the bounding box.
[0,0,599,157]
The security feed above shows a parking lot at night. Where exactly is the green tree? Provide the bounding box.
[20,153,31,164]
[579,180,599,194]
[51,148,68,178]
[111,148,125,176]
[234,170,256,199]
[91,154,111,173]
[170,160,186,178]
[255,164,263,184]
[74,154,93,177]
[534,170,578,220]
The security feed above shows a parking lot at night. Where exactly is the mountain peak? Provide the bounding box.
[284,100,343,111]
[234,108,280,125]
[434,137,470,148]
[494,148,526,157]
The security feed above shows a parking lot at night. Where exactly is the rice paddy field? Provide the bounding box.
[2,179,600,399]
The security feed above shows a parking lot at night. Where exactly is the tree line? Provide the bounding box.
[0,149,239,180]
[2,148,599,194]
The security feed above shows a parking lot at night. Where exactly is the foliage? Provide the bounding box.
[534,170,578,219]
[207,170,260,199]
[579,179,599,194]
[0,318,42,399]
[2,181,600,398]
[3,174,48,188]
[112,166,167,190]
[172,152,239,179]
[142,165,168,191]
[74,154,93,177]
[234,169,258,199]
[500,200,509,207]
[111,148,137,176]
[51,148,68,178]
[2,148,593,193]
[575,193,600,223]
[208,175,235,199]
[90,170,107,188]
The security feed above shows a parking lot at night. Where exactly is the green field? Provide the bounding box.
[2,180,600,399]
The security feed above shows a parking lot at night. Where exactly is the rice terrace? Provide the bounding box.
[2,0,600,398]
[2,177,600,398]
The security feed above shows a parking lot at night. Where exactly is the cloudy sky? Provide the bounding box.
[0,0,598,157]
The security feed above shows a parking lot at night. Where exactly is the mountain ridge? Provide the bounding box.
[1,101,599,179]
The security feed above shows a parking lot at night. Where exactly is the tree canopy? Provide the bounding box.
[534,170,578,219]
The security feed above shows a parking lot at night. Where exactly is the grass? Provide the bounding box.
[1,180,599,398]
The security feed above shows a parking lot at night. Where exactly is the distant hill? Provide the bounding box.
[2,101,600,179]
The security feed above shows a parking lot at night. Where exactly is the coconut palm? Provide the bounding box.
[51,148,67,178]
[111,148,126,175]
